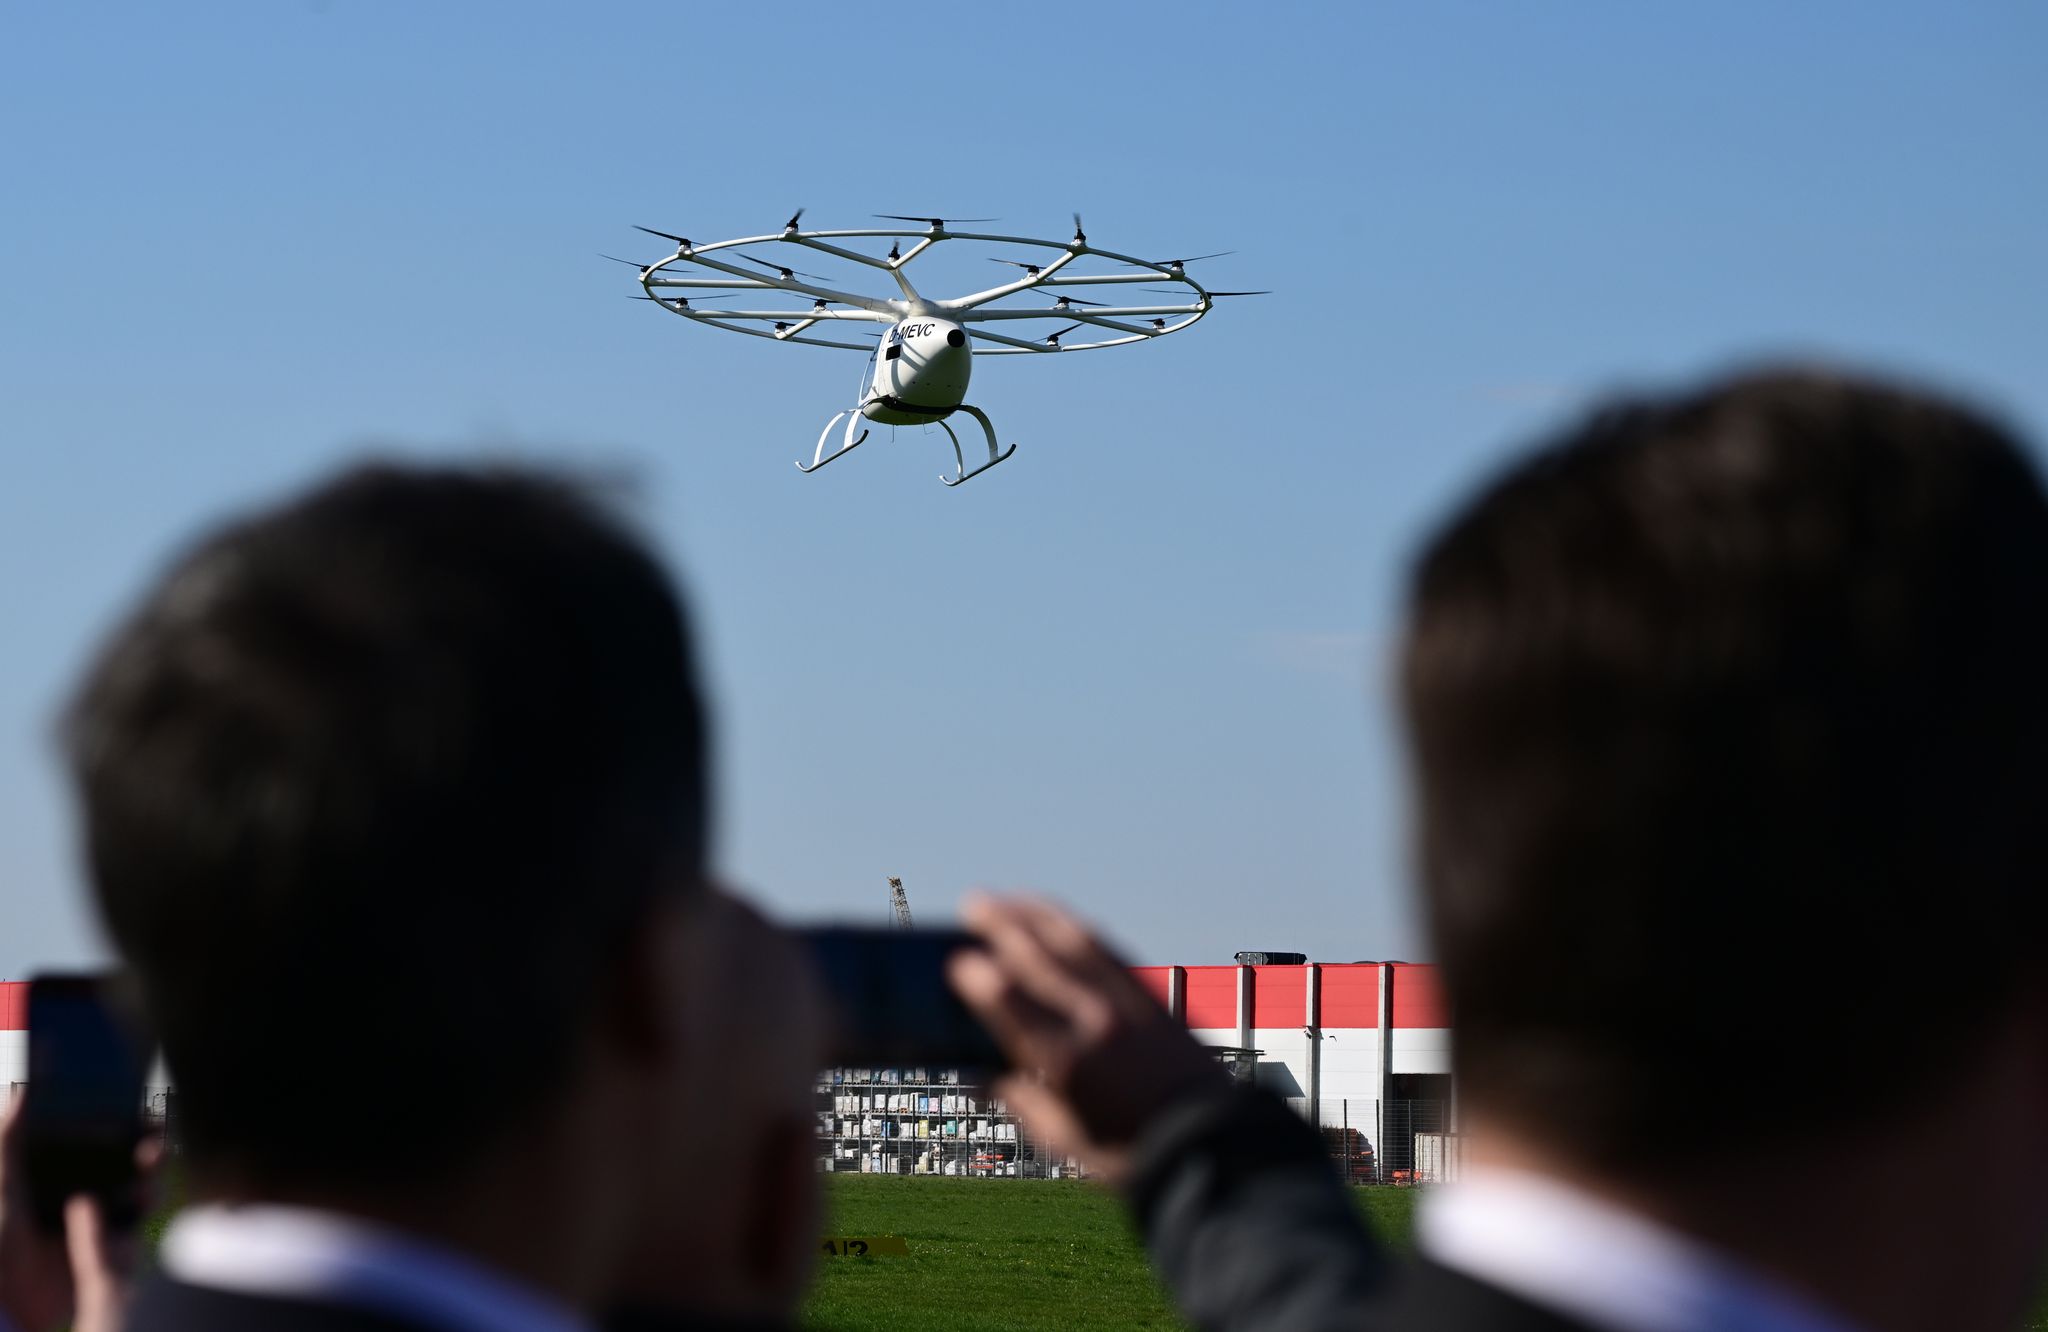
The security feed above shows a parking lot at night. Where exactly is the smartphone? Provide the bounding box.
[19,974,151,1234]
[800,927,1007,1071]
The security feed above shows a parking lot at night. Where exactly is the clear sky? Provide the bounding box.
[2,2,2043,975]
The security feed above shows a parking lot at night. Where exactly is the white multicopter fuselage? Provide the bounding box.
[863,318,972,425]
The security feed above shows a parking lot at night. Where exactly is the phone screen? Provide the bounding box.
[800,927,1007,1071]
[20,974,150,1233]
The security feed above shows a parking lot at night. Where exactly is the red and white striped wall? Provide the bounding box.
[1131,962,1450,1126]
[2,966,1452,1124]
[1,982,26,1091]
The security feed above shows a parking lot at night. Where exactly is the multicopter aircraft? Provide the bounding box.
[613,211,1263,486]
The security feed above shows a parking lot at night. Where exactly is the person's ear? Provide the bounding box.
[601,891,699,1067]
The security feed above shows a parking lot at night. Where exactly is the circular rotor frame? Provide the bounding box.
[624,219,1226,354]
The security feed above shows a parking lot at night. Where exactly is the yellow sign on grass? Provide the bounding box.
[819,1235,910,1257]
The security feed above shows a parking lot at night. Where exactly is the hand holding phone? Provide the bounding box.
[945,894,1229,1185]
[2,974,151,1332]
[18,976,150,1235]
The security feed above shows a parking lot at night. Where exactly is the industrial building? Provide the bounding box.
[1134,959,1451,1124]
[4,961,1455,1178]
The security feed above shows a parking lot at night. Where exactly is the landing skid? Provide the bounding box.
[795,408,871,474]
[794,401,1017,487]
[936,404,1018,488]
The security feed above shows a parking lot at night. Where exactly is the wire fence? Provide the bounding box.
[135,1084,1456,1186]
[145,1088,179,1152]
[1284,1098,1460,1185]
[808,1069,1457,1186]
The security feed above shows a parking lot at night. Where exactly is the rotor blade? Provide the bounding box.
[874,214,1000,224]
[1046,294,1109,306]
[602,253,660,269]
[784,207,805,230]
[1140,287,1270,297]
[1117,251,1235,268]
[1202,290,1272,297]
[1046,322,1083,342]
[734,253,829,281]
[634,225,690,246]
[629,293,741,303]
[988,257,1044,271]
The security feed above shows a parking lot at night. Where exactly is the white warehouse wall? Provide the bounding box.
[0,1030,24,1089]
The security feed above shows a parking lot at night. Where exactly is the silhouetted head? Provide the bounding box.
[1404,368,2048,1168]
[65,464,709,1187]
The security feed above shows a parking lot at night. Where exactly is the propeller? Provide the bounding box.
[875,214,999,229]
[887,240,902,261]
[602,253,666,276]
[629,294,741,306]
[635,225,692,248]
[1119,251,1235,269]
[1141,288,1271,298]
[783,207,806,231]
[1046,293,1108,308]
[989,257,1043,276]
[1044,323,1083,346]
[1150,318,1168,330]
[735,253,830,283]
[1071,212,1087,246]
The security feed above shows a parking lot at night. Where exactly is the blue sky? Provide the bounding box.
[2,2,2043,974]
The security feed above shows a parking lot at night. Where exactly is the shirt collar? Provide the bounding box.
[1419,1167,1864,1332]
[160,1203,594,1332]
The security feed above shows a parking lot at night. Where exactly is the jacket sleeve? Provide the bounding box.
[1124,1087,1388,1332]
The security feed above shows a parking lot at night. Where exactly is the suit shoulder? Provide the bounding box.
[1373,1259,1603,1332]
[130,1276,453,1332]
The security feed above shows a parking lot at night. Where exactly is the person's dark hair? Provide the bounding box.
[1403,368,2048,1168]
[64,464,708,1184]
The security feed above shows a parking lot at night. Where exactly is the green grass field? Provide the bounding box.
[805,1176,1415,1332]
[810,1177,2048,1332]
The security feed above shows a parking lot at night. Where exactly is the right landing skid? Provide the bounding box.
[935,404,1017,488]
